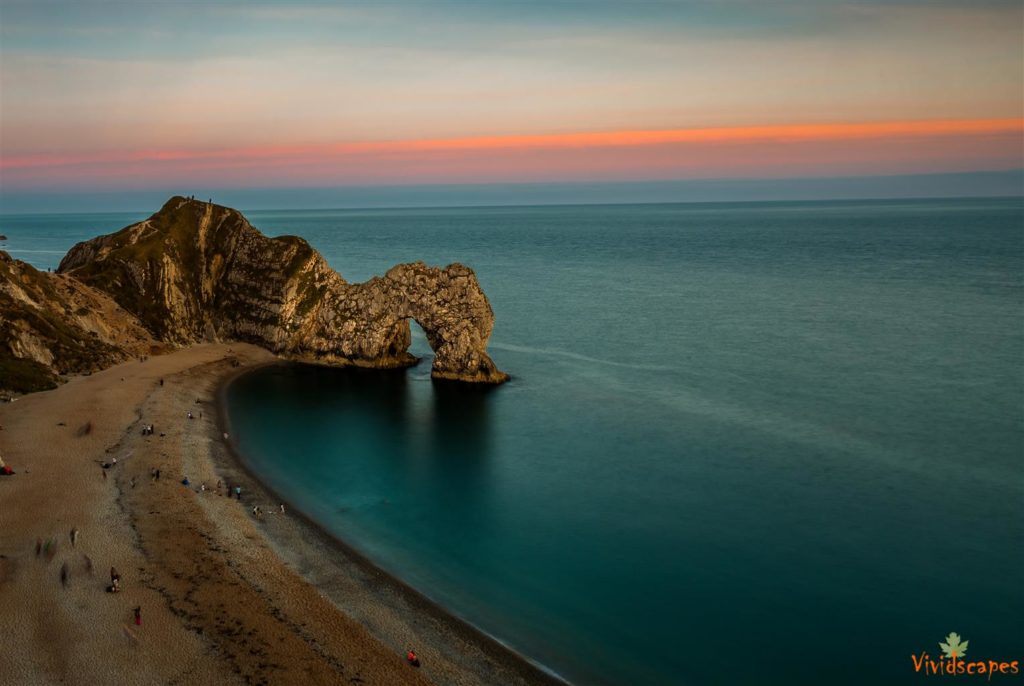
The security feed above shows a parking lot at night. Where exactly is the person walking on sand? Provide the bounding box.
[60,562,69,588]
[70,528,79,548]
[133,606,142,626]
[279,503,285,515]
[235,485,242,500]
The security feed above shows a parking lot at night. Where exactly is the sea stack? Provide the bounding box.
[2,196,508,393]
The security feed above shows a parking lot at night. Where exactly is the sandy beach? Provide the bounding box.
[0,344,565,686]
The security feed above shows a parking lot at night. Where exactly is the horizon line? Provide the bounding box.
[2,193,1020,218]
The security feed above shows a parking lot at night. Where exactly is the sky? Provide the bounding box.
[1,0,1022,210]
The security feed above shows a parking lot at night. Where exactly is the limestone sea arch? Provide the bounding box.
[46,196,508,384]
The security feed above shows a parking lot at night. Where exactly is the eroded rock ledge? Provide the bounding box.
[0,196,507,392]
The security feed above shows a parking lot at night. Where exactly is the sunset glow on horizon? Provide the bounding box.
[2,117,1022,191]
[1,1,1022,201]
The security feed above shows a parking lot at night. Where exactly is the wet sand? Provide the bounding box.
[0,343,566,686]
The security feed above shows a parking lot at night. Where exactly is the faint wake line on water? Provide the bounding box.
[490,342,673,371]
[605,376,1014,489]
[2,248,66,254]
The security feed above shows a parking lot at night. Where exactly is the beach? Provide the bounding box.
[0,343,564,686]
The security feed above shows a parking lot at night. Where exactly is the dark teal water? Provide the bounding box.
[5,199,1024,685]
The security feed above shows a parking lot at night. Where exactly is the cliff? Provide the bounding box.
[50,197,507,384]
[0,251,158,393]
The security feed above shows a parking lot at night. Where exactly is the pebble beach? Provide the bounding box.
[0,343,561,686]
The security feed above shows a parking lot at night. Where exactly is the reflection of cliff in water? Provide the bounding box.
[240,363,495,492]
[229,362,499,524]
[425,379,496,514]
[429,379,494,461]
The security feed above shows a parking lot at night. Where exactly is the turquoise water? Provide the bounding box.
[5,199,1024,685]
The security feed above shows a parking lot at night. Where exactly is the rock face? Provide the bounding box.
[0,251,158,392]
[57,197,508,383]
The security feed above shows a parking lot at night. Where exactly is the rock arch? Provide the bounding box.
[59,198,509,384]
[306,262,508,383]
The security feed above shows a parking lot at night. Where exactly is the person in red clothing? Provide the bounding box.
[406,650,420,667]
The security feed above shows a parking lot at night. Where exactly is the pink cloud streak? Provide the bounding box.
[2,119,1020,190]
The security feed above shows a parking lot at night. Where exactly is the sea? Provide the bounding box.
[3,198,1022,685]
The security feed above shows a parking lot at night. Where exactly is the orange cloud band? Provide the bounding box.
[3,118,1021,171]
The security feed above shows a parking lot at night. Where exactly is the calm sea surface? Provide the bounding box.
[4,199,1023,685]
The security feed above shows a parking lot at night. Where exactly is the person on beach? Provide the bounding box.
[70,528,79,548]
[406,650,420,667]
[187,411,193,420]
[159,379,164,386]
[109,567,121,593]
[279,503,285,515]
[60,562,69,588]
[234,486,241,500]
[133,606,142,626]
[35,538,42,557]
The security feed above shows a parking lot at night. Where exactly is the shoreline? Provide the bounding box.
[0,344,563,686]
[214,360,568,686]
